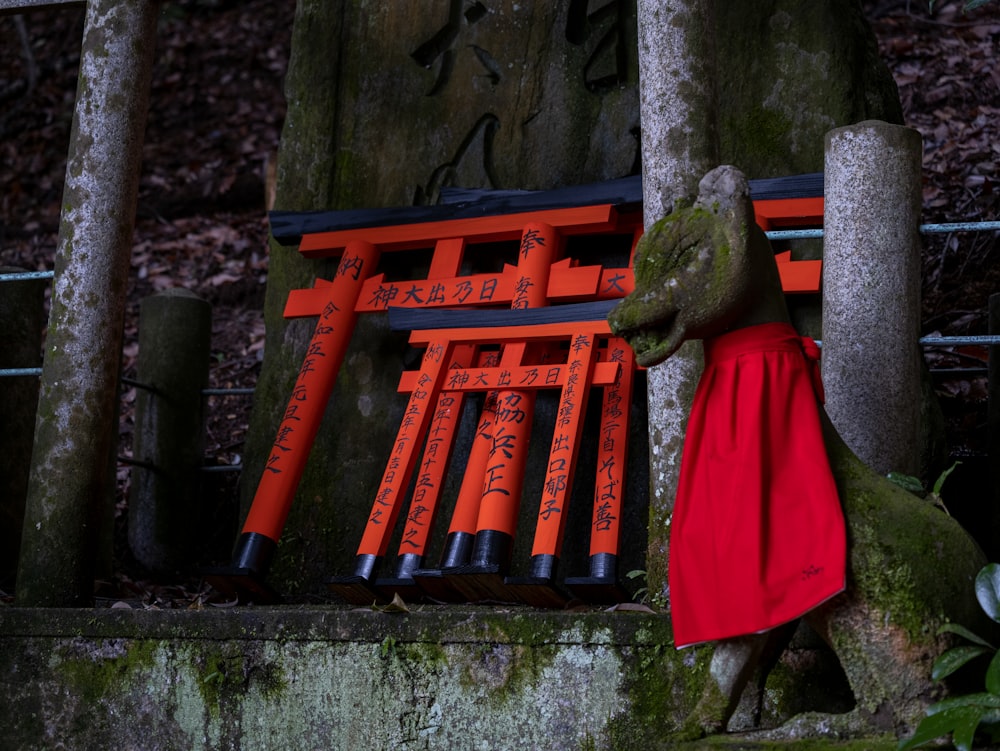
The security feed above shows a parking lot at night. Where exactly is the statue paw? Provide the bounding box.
[748,708,878,743]
[662,710,730,745]
[663,719,711,744]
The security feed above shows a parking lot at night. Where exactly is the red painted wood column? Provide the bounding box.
[506,331,599,606]
[380,237,474,592]
[439,354,500,566]
[377,344,477,595]
[527,332,599,568]
[329,336,456,601]
[214,241,379,597]
[458,223,558,597]
[566,337,635,602]
[411,352,499,601]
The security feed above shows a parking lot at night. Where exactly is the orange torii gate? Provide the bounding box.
[414,312,631,607]
[329,306,634,606]
[207,193,824,602]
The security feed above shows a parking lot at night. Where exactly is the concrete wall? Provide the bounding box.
[0,607,691,751]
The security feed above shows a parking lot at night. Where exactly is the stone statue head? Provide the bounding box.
[608,165,788,366]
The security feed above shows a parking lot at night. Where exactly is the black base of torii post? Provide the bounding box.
[203,532,281,603]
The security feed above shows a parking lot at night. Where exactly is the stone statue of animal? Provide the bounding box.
[608,164,989,741]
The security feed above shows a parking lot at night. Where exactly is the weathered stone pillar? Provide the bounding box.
[128,289,211,574]
[16,0,158,606]
[822,120,923,476]
[0,268,46,585]
[636,0,718,603]
[243,1,645,594]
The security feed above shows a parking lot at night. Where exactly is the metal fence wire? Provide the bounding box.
[2,219,999,474]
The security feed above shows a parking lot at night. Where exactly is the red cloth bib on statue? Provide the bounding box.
[668,322,846,649]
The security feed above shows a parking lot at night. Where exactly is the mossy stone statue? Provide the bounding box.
[609,165,989,741]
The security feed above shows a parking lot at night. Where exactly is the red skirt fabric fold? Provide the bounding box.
[668,322,846,649]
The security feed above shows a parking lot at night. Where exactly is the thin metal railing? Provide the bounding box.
[0,270,54,282]
[3,218,998,473]
[765,220,1000,242]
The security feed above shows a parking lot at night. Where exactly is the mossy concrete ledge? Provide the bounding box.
[0,606,703,751]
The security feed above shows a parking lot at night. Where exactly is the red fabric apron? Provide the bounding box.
[668,322,846,648]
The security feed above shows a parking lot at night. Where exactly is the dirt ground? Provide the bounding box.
[0,0,997,603]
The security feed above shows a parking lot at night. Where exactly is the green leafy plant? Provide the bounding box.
[887,461,961,514]
[627,569,649,604]
[627,568,668,609]
[379,635,398,659]
[898,563,1000,751]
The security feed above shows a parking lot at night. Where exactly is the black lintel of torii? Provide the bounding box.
[268,172,824,246]
[387,300,620,333]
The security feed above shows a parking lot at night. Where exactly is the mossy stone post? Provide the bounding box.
[635,0,717,605]
[128,289,211,574]
[822,121,923,477]
[242,1,644,594]
[634,0,902,607]
[244,0,905,598]
[16,0,158,606]
[0,267,46,587]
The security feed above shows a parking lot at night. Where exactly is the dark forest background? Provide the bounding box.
[0,0,997,602]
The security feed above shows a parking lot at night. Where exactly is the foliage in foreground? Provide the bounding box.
[898,563,1000,751]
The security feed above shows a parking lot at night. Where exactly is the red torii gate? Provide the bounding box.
[207,195,823,603]
[330,307,633,607]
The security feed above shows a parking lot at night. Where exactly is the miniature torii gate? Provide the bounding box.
[336,303,635,607]
[207,193,823,603]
